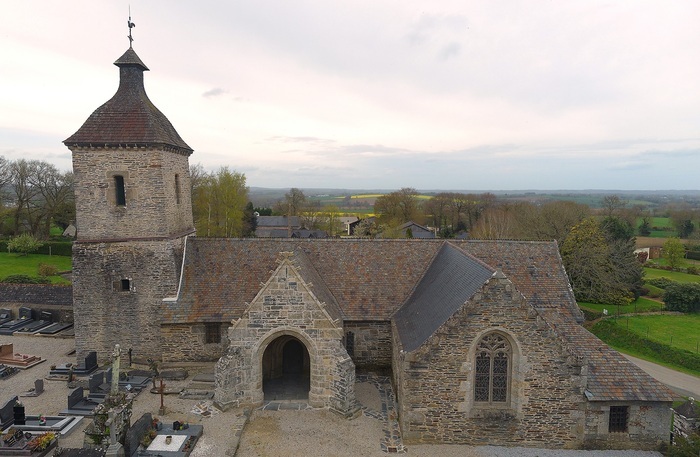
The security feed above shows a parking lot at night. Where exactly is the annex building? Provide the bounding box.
[63,43,674,450]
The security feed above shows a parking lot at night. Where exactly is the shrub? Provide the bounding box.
[663,283,700,313]
[647,277,677,289]
[0,274,50,284]
[687,265,699,275]
[38,263,59,277]
[7,234,44,256]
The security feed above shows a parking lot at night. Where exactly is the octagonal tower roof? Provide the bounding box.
[64,47,192,155]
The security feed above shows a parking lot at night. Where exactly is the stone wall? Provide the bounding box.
[70,146,193,241]
[344,321,392,369]
[584,402,671,450]
[0,284,73,323]
[393,274,586,448]
[215,256,358,417]
[161,323,228,362]
[72,237,186,364]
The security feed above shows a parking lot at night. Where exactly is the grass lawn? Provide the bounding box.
[0,252,71,285]
[619,314,700,354]
[644,267,700,283]
[578,297,664,315]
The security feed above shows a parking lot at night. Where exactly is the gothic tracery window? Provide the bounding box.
[474,333,511,403]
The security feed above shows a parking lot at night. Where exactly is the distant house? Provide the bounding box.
[255,216,302,238]
[339,217,359,236]
[398,221,435,239]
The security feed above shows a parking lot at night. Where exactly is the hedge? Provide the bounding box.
[0,240,72,256]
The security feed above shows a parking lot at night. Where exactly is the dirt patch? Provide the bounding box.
[355,382,381,411]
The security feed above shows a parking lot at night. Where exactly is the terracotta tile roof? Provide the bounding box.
[394,243,495,351]
[63,48,192,154]
[163,238,576,323]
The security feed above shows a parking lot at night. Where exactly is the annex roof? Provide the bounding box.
[64,47,192,154]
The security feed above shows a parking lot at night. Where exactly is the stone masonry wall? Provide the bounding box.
[161,323,229,362]
[71,146,193,241]
[584,401,671,450]
[393,274,586,448]
[72,237,186,364]
[343,321,392,369]
[215,256,358,417]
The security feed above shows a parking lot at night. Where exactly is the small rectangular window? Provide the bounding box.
[174,174,181,205]
[345,331,355,358]
[114,175,126,206]
[205,323,220,344]
[120,279,131,291]
[609,406,629,433]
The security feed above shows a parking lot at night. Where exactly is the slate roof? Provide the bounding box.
[256,216,302,228]
[544,315,675,402]
[393,243,495,351]
[64,47,192,154]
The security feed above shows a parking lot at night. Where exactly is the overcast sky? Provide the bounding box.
[1,1,698,191]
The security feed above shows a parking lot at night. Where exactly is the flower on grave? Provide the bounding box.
[27,432,55,451]
[14,400,22,407]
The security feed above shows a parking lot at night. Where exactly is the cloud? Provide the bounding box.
[439,42,461,60]
[202,87,227,98]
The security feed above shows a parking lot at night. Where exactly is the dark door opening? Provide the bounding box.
[262,335,310,400]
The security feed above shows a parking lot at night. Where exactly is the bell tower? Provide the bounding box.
[64,40,194,362]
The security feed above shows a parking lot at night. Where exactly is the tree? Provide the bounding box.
[663,237,686,271]
[600,216,634,242]
[470,205,516,240]
[374,188,422,226]
[242,202,257,237]
[561,218,631,305]
[638,216,652,236]
[601,194,626,218]
[192,167,249,237]
[354,218,379,238]
[274,188,307,216]
[28,163,74,237]
[7,233,44,256]
[515,200,590,245]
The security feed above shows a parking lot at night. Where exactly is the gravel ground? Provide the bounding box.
[1,335,663,457]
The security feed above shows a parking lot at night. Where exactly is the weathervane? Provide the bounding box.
[127,6,136,47]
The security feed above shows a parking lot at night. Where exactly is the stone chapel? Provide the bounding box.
[64,43,675,450]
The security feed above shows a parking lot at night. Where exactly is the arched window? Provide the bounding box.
[474,333,511,403]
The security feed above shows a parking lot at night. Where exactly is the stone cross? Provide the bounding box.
[111,344,121,395]
[106,410,117,445]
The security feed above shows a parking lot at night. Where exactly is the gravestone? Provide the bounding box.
[67,388,84,409]
[82,351,98,372]
[18,307,33,319]
[124,413,152,457]
[13,403,25,425]
[0,396,18,429]
[21,378,45,397]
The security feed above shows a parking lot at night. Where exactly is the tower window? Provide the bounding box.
[114,175,126,206]
[608,406,629,433]
[120,279,131,291]
[175,174,181,205]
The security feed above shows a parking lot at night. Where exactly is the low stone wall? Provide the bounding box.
[0,284,74,323]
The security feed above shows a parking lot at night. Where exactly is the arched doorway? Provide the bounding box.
[262,335,310,400]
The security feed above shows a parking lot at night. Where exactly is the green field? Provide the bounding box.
[0,252,72,285]
[621,314,700,354]
[643,267,700,283]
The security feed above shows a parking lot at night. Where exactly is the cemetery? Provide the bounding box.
[0,338,211,456]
